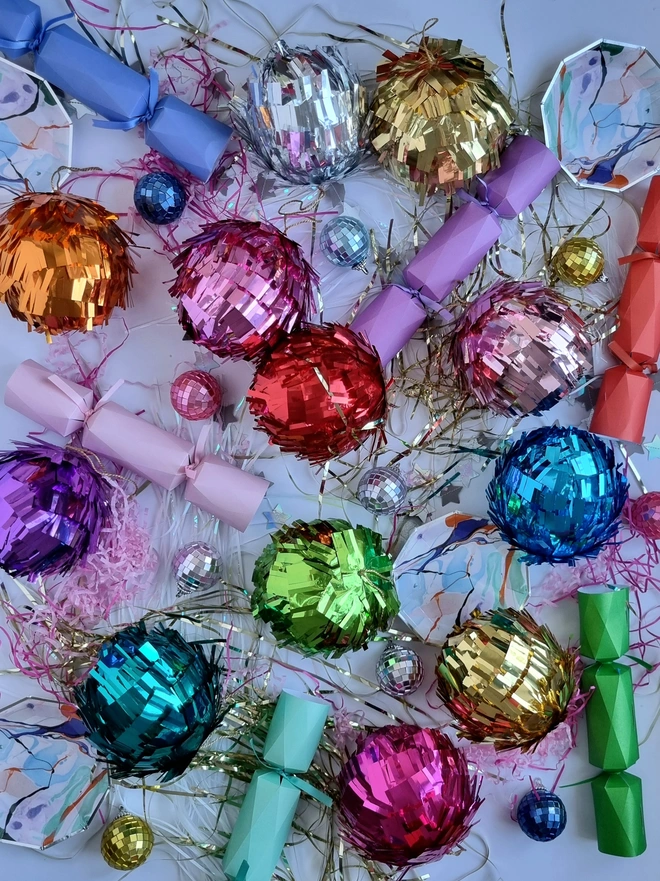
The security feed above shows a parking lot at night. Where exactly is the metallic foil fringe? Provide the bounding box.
[232,40,366,184]
[252,519,398,657]
[436,608,576,751]
[367,38,514,200]
[0,191,135,337]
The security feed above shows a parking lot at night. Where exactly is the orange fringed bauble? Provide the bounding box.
[247,324,388,464]
[0,192,135,338]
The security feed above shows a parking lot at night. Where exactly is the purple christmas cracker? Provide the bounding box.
[351,136,561,362]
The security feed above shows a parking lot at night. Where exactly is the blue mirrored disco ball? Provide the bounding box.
[320,216,370,270]
[134,172,186,225]
[517,788,567,842]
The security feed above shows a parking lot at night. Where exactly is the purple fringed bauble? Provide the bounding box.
[0,442,110,580]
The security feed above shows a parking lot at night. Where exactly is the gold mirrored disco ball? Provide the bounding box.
[101,813,154,871]
[551,236,605,287]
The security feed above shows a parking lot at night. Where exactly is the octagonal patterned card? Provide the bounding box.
[542,40,660,192]
[0,696,108,850]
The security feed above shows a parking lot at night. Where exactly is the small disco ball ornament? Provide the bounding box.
[170,370,222,421]
[551,237,605,287]
[320,216,370,271]
[487,426,628,565]
[0,191,135,338]
[630,492,660,540]
[101,813,154,870]
[172,541,222,594]
[516,789,567,842]
[357,466,408,515]
[376,642,424,696]
[134,172,186,225]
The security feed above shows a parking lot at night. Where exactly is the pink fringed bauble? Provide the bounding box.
[450,280,592,416]
[170,370,222,421]
[170,219,317,362]
[337,724,482,867]
[630,492,660,540]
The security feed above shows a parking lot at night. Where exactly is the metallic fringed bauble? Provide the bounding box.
[487,426,628,564]
[101,814,154,870]
[436,608,576,751]
[170,370,222,421]
[74,623,221,779]
[552,237,605,287]
[517,789,567,841]
[450,280,592,416]
[376,642,424,696]
[357,466,408,515]
[368,38,514,201]
[630,492,660,540]
[320,216,370,270]
[0,191,135,337]
[248,324,387,464]
[171,219,317,362]
[134,172,186,225]
[172,541,222,594]
[232,40,366,184]
[252,519,398,657]
[337,725,482,866]
[0,441,110,580]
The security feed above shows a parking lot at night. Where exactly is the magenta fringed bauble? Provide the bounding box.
[337,724,482,866]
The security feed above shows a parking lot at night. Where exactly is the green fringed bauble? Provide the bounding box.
[252,519,398,657]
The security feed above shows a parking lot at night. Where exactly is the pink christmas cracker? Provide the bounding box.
[4,359,268,532]
[350,136,560,363]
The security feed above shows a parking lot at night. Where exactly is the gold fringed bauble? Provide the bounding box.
[551,237,605,287]
[368,38,514,201]
[436,608,576,751]
[101,814,154,871]
[0,192,135,338]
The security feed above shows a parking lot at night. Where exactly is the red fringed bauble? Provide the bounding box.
[247,324,387,464]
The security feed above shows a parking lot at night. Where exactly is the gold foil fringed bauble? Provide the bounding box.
[551,236,606,287]
[436,608,576,751]
[0,191,135,338]
[101,813,154,870]
[368,38,515,202]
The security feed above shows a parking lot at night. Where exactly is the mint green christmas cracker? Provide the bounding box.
[223,691,330,881]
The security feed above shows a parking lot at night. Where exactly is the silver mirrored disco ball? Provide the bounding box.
[357,466,408,515]
[376,641,424,696]
[172,541,221,595]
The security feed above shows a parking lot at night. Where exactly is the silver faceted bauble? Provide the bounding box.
[172,541,221,595]
[357,466,408,515]
[376,642,424,696]
[231,40,366,185]
[321,217,370,271]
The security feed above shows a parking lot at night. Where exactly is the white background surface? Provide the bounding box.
[1,1,660,880]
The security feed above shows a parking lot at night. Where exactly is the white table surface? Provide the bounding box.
[0,1,659,880]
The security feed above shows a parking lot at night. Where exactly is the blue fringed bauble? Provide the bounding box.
[134,172,186,225]
[320,216,370,270]
[517,789,567,842]
[487,426,627,565]
[74,623,221,779]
